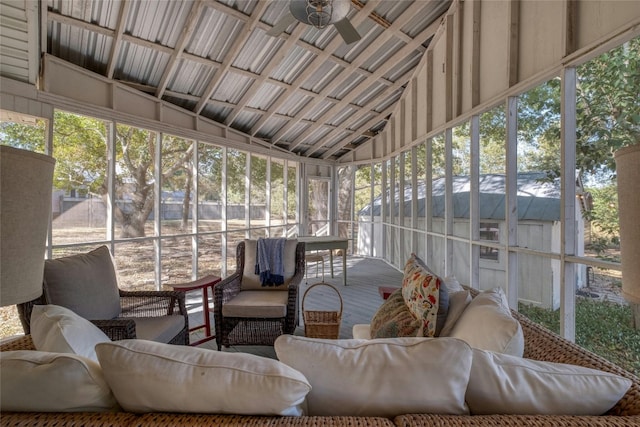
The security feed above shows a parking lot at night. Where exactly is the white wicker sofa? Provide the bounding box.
[1,289,639,426]
[2,250,639,427]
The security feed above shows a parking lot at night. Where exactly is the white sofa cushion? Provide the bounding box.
[444,275,464,292]
[221,290,288,318]
[352,323,372,339]
[0,350,118,412]
[467,348,632,415]
[439,290,472,337]
[448,287,524,356]
[30,304,110,362]
[242,239,298,290]
[95,339,311,415]
[274,335,472,417]
[124,316,187,343]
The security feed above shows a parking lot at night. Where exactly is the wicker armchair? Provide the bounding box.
[214,239,304,350]
[17,246,189,345]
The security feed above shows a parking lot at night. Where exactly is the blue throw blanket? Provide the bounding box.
[255,238,286,286]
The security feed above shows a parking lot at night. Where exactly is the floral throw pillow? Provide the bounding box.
[370,289,421,338]
[401,253,443,337]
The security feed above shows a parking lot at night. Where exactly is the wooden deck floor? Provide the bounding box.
[186,255,403,358]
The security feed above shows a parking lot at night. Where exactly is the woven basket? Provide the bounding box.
[302,282,343,339]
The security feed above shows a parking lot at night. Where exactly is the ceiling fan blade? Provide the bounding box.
[333,18,361,45]
[267,13,297,37]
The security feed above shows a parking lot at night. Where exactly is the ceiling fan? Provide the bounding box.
[267,0,362,45]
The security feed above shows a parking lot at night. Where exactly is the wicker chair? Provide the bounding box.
[214,239,304,350]
[17,246,189,345]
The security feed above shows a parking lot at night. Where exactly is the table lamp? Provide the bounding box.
[0,145,56,307]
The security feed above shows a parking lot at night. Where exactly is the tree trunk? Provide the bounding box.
[181,168,192,231]
[119,211,148,238]
[336,167,353,238]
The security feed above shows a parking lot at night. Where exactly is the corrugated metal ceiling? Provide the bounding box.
[4,0,452,160]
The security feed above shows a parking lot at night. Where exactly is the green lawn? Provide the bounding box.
[519,298,640,377]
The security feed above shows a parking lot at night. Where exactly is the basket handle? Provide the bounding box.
[302,282,343,316]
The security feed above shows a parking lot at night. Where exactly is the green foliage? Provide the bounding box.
[198,143,223,201]
[270,159,285,218]
[515,78,562,177]
[479,107,506,174]
[431,134,446,177]
[577,38,640,177]
[452,122,471,175]
[576,299,640,375]
[588,236,615,258]
[250,154,267,206]
[226,149,247,204]
[354,164,372,214]
[517,303,561,334]
[461,38,639,181]
[113,124,158,237]
[584,184,620,257]
[287,165,297,220]
[0,119,46,152]
[2,110,299,235]
[519,299,640,376]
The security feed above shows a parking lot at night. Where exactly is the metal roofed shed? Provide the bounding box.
[357,172,586,310]
[360,172,563,220]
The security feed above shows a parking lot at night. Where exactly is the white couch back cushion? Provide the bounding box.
[447,287,524,356]
[467,348,632,415]
[275,335,472,417]
[95,339,311,416]
[31,304,110,362]
[0,350,118,412]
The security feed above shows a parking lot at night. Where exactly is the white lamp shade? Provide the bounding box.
[1,145,55,306]
[615,144,640,305]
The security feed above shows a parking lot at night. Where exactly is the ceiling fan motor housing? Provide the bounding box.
[291,0,351,28]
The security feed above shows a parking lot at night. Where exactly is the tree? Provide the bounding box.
[270,159,285,224]
[1,111,195,238]
[337,165,354,237]
[0,113,108,197]
[517,79,561,177]
[479,107,506,174]
[52,112,108,197]
[198,144,223,202]
[113,125,194,237]
[287,165,297,222]
[0,119,46,153]
[354,164,372,215]
[454,35,639,181]
[584,184,620,259]
[308,178,329,235]
[226,149,247,205]
[161,134,196,231]
[577,38,640,178]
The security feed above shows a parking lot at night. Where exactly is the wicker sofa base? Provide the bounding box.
[2,290,640,426]
[395,414,640,426]
[0,413,396,427]
[3,412,639,426]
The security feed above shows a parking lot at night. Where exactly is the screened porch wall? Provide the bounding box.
[342,1,638,338]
